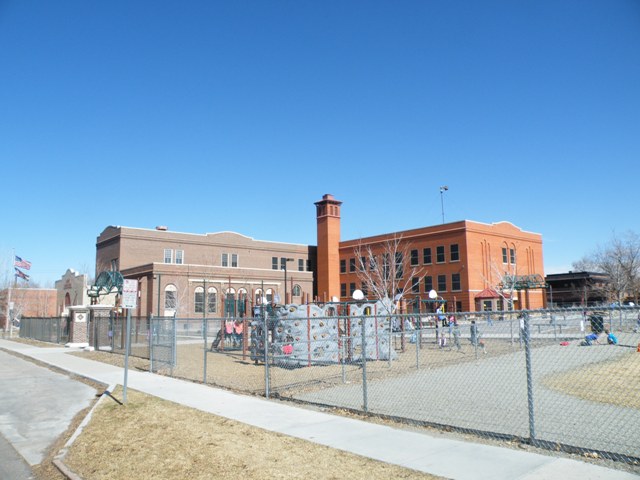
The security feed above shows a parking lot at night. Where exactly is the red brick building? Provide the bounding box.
[95,194,545,317]
[316,194,545,312]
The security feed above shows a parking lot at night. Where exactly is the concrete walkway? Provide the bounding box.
[0,339,637,480]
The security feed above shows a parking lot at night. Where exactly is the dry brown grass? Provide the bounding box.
[63,387,442,480]
[542,353,640,409]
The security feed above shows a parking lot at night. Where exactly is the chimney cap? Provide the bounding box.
[156,225,168,231]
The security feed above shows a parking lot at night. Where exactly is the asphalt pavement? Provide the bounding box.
[0,339,637,480]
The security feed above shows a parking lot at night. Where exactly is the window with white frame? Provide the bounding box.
[194,286,204,313]
[231,253,238,268]
[164,284,177,309]
[510,248,516,264]
[298,259,304,271]
[164,249,173,264]
[207,287,217,314]
[450,244,459,262]
[502,247,508,264]
[175,250,184,264]
[222,253,228,267]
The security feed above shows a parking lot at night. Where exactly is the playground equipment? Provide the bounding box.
[250,298,398,367]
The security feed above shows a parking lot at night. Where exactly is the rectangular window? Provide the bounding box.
[437,274,447,292]
[452,273,461,291]
[423,248,432,264]
[361,282,368,297]
[306,259,311,271]
[340,283,347,297]
[411,277,420,293]
[349,282,356,296]
[298,259,304,271]
[410,249,419,266]
[232,254,238,267]
[510,248,516,264]
[340,259,346,274]
[502,248,508,264]
[164,249,173,264]
[450,244,459,262]
[436,245,445,263]
[382,254,390,280]
[369,256,376,271]
[360,256,366,271]
[222,253,229,267]
[195,290,204,313]
[424,276,433,292]
[395,252,403,279]
[280,257,287,270]
[272,257,278,270]
[349,257,356,273]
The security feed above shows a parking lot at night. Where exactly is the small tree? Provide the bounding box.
[353,235,428,315]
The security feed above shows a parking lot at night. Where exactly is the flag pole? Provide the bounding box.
[7,249,14,338]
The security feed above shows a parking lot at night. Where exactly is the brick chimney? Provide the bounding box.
[315,194,342,302]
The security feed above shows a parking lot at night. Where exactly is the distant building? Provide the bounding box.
[95,227,317,317]
[545,271,609,307]
[54,269,91,315]
[1,288,57,329]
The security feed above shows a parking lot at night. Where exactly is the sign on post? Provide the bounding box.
[122,279,138,403]
[122,279,138,309]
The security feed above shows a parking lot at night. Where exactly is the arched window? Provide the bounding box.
[207,287,217,314]
[194,286,204,313]
[237,288,248,316]
[292,284,301,297]
[64,293,71,307]
[266,288,274,303]
[225,288,236,317]
[254,288,263,305]
[164,284,177,314]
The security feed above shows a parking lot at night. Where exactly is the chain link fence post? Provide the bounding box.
[361,315,368,412]
[523,312,536,444]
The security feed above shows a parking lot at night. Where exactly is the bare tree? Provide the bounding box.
[574,231,640,304]
[353,235,428,315]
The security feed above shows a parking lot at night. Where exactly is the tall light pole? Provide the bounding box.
[282,258,294,304]
[440,185,449,224]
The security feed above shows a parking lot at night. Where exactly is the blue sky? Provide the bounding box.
[1,1,638,286]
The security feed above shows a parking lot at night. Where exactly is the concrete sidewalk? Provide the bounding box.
[1,339,637,480]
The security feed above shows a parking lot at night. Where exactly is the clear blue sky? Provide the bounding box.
[1,1,638,286]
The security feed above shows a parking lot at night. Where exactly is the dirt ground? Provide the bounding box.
[8,337,639,478]
[62,386,441,480]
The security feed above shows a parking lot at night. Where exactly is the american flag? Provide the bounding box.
[15,267,30,281]
[14,255,31,270]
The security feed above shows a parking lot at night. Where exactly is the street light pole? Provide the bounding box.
[283,258,294,304]
[440,185,449,224]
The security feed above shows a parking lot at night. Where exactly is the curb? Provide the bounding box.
[52,384,118,480]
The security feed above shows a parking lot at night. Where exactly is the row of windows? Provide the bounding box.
[164,249,184,264]
[271,257,310,272]
[340,273,462,298]
[163,284,304,314]
[502,247,517,264]
[340,245,461,275]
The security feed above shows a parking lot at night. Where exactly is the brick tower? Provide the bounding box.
[315,194,342,302]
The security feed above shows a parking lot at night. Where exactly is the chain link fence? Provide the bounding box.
[18,316,70,344]
[17,305,640,465]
